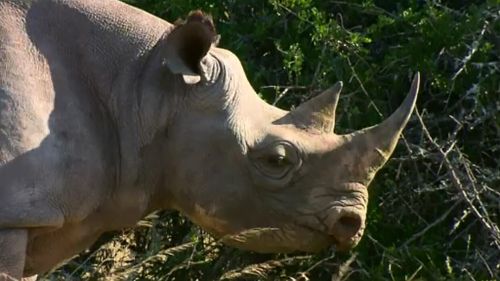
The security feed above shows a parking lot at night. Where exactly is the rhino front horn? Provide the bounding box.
[291,82,343,133]
[346,72,420,183]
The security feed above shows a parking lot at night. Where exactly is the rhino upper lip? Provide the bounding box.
[294,222,336,243]
[298,221,360,251]
[292,222,359,252]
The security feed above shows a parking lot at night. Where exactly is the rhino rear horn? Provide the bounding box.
[290,82,343,133]
[345,72,420,182]
[163,10,219,84]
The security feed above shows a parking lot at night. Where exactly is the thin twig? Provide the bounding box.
[331,253,358,281]
[415,109,500,247]
[401,200,461,248]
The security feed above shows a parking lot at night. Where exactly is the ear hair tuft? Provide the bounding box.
[174,10,218,45]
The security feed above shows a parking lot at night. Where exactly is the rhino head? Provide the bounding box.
[153,11,419,253]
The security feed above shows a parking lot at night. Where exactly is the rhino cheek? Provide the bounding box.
[171,172,275,238]
[185,204,232,236]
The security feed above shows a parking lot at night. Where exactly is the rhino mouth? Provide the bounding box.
[296,220,364,252]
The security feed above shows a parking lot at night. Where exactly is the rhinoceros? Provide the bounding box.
[0,0,420,279]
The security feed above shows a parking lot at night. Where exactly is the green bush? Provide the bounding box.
[43,0,499,280]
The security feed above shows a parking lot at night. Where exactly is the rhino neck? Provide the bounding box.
[113,43,184,215]
[24,0,178,222]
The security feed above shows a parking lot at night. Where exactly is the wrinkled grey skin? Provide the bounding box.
[0,0,420,279]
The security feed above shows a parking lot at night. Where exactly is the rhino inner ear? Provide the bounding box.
[163,10,219,84]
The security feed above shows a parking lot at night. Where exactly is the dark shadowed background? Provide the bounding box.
[42,0,499,280]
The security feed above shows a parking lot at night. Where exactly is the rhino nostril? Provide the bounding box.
[331,214,362,242]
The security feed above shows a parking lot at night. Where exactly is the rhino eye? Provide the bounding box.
[250,141,300,180]
[263,154,289,167]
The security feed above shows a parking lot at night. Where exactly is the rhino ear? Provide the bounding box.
[163,10,219,84]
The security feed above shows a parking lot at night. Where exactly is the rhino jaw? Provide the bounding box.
[219,226,335,253]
